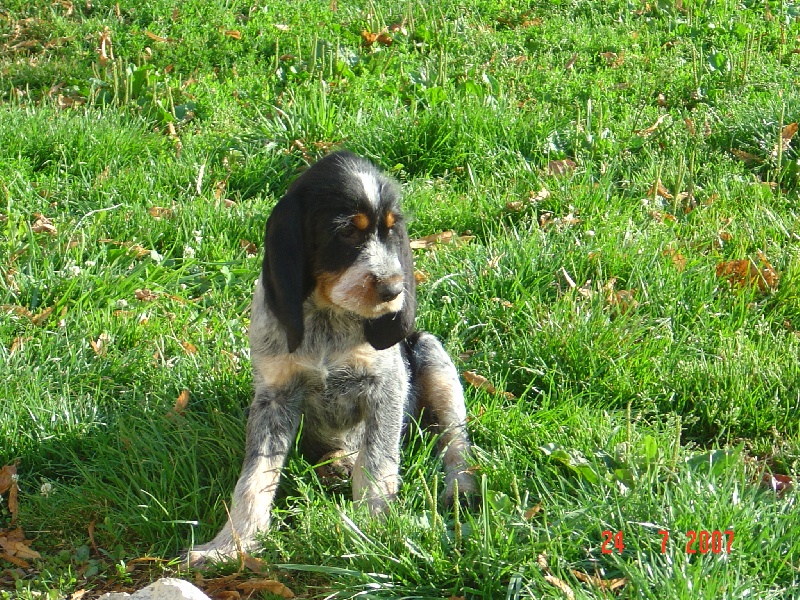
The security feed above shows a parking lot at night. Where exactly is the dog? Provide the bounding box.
[188,150,476,564]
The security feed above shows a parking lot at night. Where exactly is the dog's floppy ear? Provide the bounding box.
[262,193,311,353]
[364,226,417,350]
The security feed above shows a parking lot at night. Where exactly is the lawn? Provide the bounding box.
[1,0,799,598]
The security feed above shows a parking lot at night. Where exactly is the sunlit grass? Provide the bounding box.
[1,0,799,597]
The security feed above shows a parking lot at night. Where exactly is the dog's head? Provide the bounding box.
[261,150,416,353]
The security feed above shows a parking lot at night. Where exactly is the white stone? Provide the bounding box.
[99,578,210,600]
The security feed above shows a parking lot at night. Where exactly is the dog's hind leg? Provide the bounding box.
[188,382,302,565]
[407,332,478,504]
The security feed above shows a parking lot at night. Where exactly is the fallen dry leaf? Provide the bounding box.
[376,32,393,46]
[237,579,294,598]
[97,27,114,66]
[730,148,763,165]
[361,29,378,46]
[648,180,673,200]
[145,30,169,43]
[223,29,242,40]
[173,390,189,415]
[773,122,798,158]
[0,464,19,523]
[716,252,778,292]
[544,574,575,599]
[410,231,474,249]
[31,213,57,235]
[89,332,110,356]
[31,306,54,326]
[240,239,258,256]
[564,52,578,70]
[663,248,687,272]
[636,113,669,137]
[781,122,798,143]
[599,51,624,67]
[148,206,174,219]
[0,528,40,563]
[547,159,577,177]
[181,341,198,355]
[462,371,515,400]
[135,288,158,302]
[762,472,793,496]
[607,288,638,314]
[571,570,628,592]
[523,503,542,520]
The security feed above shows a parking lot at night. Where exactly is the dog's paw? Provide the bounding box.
[445,469,479,509]
[185,544,238,569]
[315,450,355,487]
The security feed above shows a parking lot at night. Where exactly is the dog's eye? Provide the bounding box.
[338,225,362,242]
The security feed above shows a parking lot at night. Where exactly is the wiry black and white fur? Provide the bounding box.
[188,150,476,564]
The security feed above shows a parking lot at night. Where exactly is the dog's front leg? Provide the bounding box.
[352,379,406,515]
[188,383,302,565]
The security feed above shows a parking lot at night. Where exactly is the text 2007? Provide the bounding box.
[659,530,735,554]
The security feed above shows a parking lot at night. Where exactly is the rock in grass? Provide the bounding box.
[99,578,210,600]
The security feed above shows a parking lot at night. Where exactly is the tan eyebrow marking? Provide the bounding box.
[353,213,370,230]
[385,212,396,229]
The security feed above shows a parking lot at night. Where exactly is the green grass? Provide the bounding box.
[1,0,799,597]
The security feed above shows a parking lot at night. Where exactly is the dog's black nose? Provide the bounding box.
[376,277,404,302]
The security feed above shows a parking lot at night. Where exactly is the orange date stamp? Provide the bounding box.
[601,530,735,554]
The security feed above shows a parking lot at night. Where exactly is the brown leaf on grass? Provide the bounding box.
[361,30,378,47]
[223,29,242,40]
[134,288,158,302]
[716,252,778,292]
[505,201,525,212]
[0,530,40,562]
[376,32,393,46]
[173,390,189,415]
[410,231,474,249]
[599,51,624,67]
[773,122,798,158]
[31,213,57,235]
[523,503,543,520]
[89,332,110,356]
[663,248,687,272]
[730,148,763,165]
[240,239,258,256]
[462,371,515,400]
[564,52,578,70]
[607,289,638,314]
[9,336,29,354]
[2,305,33,320]
[781,122,797,143]
[636,113,669,137]
[97,27,113,65]
[181,341,198,355]
[0,464,19,523]
[647,180,673,200]
[572,570,629,592]
[237,579,294,598]
[547,158,577,177]
[87,520,98,555]
[0,551,30,568]
[145,30,170,43]
[762,473,793,496]
[148,206,174,219]
[414,269,428,283]
[31,306,54,326]
[544,575,575,599]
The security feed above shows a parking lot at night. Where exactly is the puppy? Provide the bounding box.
[188,150,476,564]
